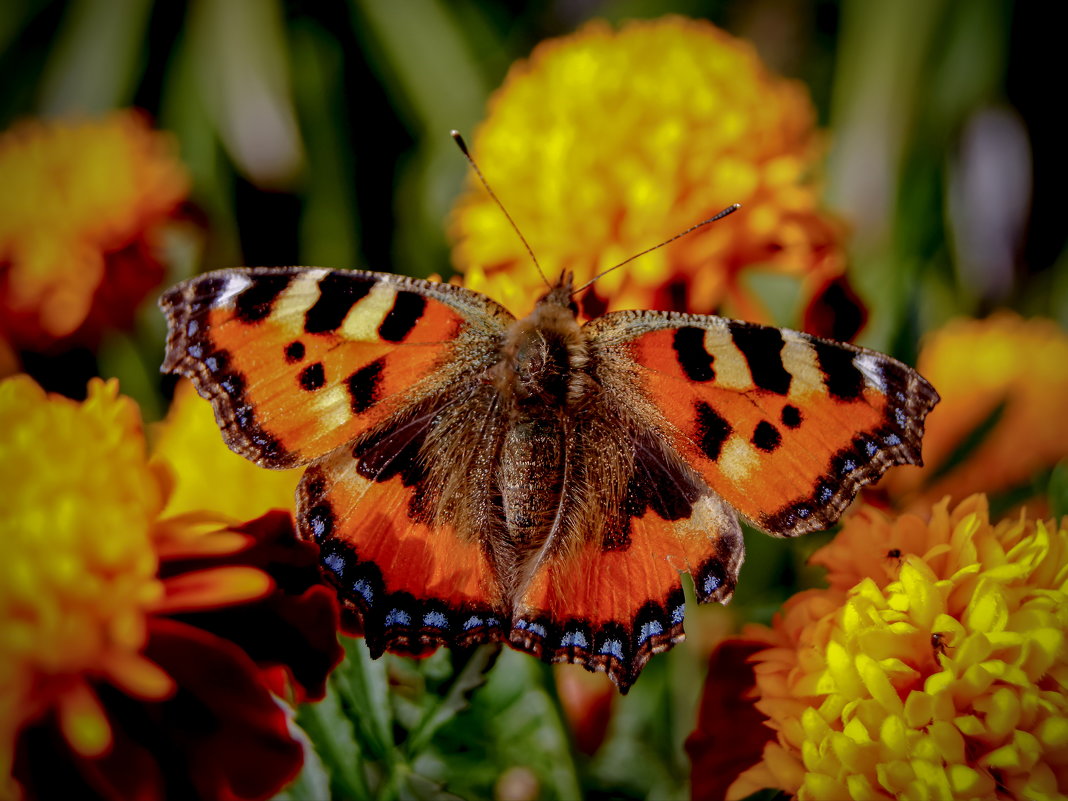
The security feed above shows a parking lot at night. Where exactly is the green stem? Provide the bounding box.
[537,661,585,801]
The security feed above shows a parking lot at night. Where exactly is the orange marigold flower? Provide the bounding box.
[0,111,188,351]
[696,495,1068,801]
[884,312,1068,509]
[450,17,852,331]
[152,378,300,522]
[0,376,341,800]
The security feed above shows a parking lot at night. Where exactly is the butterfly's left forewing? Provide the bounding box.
[160,267,512,468]
[587,310,940,535]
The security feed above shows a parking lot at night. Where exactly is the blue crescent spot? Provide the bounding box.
[599,639,625,659]
[423,611,448,629]
[515,620,547,637]
[322,552,345,576]
[894,408,908,427]
[559,630,589,649]
[463,615,484,631]
[671,603,686,625]
[384,608,411,627]
[884,432,902,447]
[864,439,879,457]
[638,620,664,645]
[351,578,374,604]
[703,573,721,595]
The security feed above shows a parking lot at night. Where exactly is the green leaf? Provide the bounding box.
[37,0,153,114]
[406,644,497,755]
[333,638,394,763]
[272,719,333,801]
[1048,461,1068,519]
[297,682,373,801]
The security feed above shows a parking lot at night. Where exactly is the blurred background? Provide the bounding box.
[2,2,1065,799]
[1,0,1064,405]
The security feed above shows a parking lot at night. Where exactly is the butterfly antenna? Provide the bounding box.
[571,203,742,295]
[451,130,551,289]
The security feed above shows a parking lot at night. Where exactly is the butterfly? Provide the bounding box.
[160,265,938,692]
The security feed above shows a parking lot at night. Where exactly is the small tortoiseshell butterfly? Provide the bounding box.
[160,225,938,694]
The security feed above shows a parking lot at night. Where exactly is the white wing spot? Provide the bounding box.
[854,353,886,391]
[216,274,253,307]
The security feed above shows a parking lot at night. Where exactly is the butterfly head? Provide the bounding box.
[499,271,592,407]
[536,271,580,317]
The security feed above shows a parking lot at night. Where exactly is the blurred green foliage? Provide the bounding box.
[1,1,1063,799]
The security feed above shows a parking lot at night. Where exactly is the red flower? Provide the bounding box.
[2,377,342,801]
[11,512,342,801]
[686,640,775,801]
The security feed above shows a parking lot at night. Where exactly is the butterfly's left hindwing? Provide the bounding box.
[586,310,940,536]
[301,446,506,656]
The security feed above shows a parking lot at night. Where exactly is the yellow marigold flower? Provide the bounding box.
[885,312,1068,508]
[152,379,300,522]
[0,111,188,350]
[0,375,341,800]
[725,495,1068,801]
[450,17,847,323]
[1,377,168,771]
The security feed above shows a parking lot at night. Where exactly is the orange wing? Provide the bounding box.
[587,310,939,535]
[512,492,743,691]
[299,433,505,657]
[160,267,513,468]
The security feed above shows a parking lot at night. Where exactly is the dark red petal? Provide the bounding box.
[141,617,304,801]
[802,275,868,342]
[686,640,774,801]
[12,619,303,801]
[13,708,145,801]
[161,511,343,701]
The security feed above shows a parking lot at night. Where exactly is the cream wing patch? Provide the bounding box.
[341,282,400,341]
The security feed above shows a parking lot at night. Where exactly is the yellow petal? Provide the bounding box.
[964,580,1009,632]
[928,720,965,763]
[58,680,111,757]
[946,764,989,796]
[903,691,933,728]
[856,653,903,714]
[879,713,908,757]
[1035,714,1068,749]
[799,772,849,801]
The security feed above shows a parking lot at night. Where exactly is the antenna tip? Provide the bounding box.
[450,130,470,156]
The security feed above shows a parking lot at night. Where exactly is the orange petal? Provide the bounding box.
[155,530,253,560]
[154,566,272,614]
[100,650,175,700]
[57,679,111,757]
